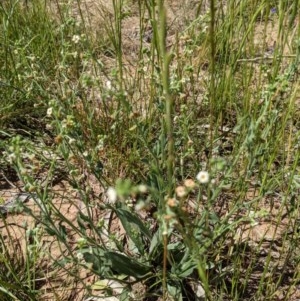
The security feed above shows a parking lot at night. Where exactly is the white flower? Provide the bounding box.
[46,123,53,130]
[137,184,147,193]
[76,252,84,261]
[196,171,210,184]
[135,201,145,211]
[106,80,112,90]
[107,187,117,204]
[47,107,53,117]
[72,35,80,44]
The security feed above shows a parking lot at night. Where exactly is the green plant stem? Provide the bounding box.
[157,1,174,299]
[209,0,216,158]
[162,232,168,300]
[157,0,174,195]
[112,0,124,89]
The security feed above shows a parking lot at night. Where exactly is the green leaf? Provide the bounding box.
[167,282,182,300]
[76,213,88,234]
[210,157,227,171]
[54,257,72,268]
[105,251,151,279]
[178,260,197,278]
[44,226,56,236]
[92,280,113,291]
[78,211,92,222]
[116,208,151,238]
[81,247,151,279]
[58,222,67,240]
[167,241,183,251]
[0,283,19,300]
[115,208,151,254]
[82,248,111,277]
[119,287,131,301]
[149,229,162,258]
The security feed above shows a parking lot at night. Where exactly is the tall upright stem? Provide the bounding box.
[209,0,216,158]
[157,1,174,299]
[158,0,174,195]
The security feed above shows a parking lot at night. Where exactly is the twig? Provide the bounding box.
[237,54,296,63]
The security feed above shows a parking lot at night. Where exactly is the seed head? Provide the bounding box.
[167,198,177,207]
[184,179,196,189]
[175,186,187,198]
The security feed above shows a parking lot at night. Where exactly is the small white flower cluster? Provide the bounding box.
[5,151,17,164]
[72,35,80,44]
[106,171,209,211]
[106,184,148,207]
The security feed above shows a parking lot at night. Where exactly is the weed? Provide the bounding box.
[0,0,300,300]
